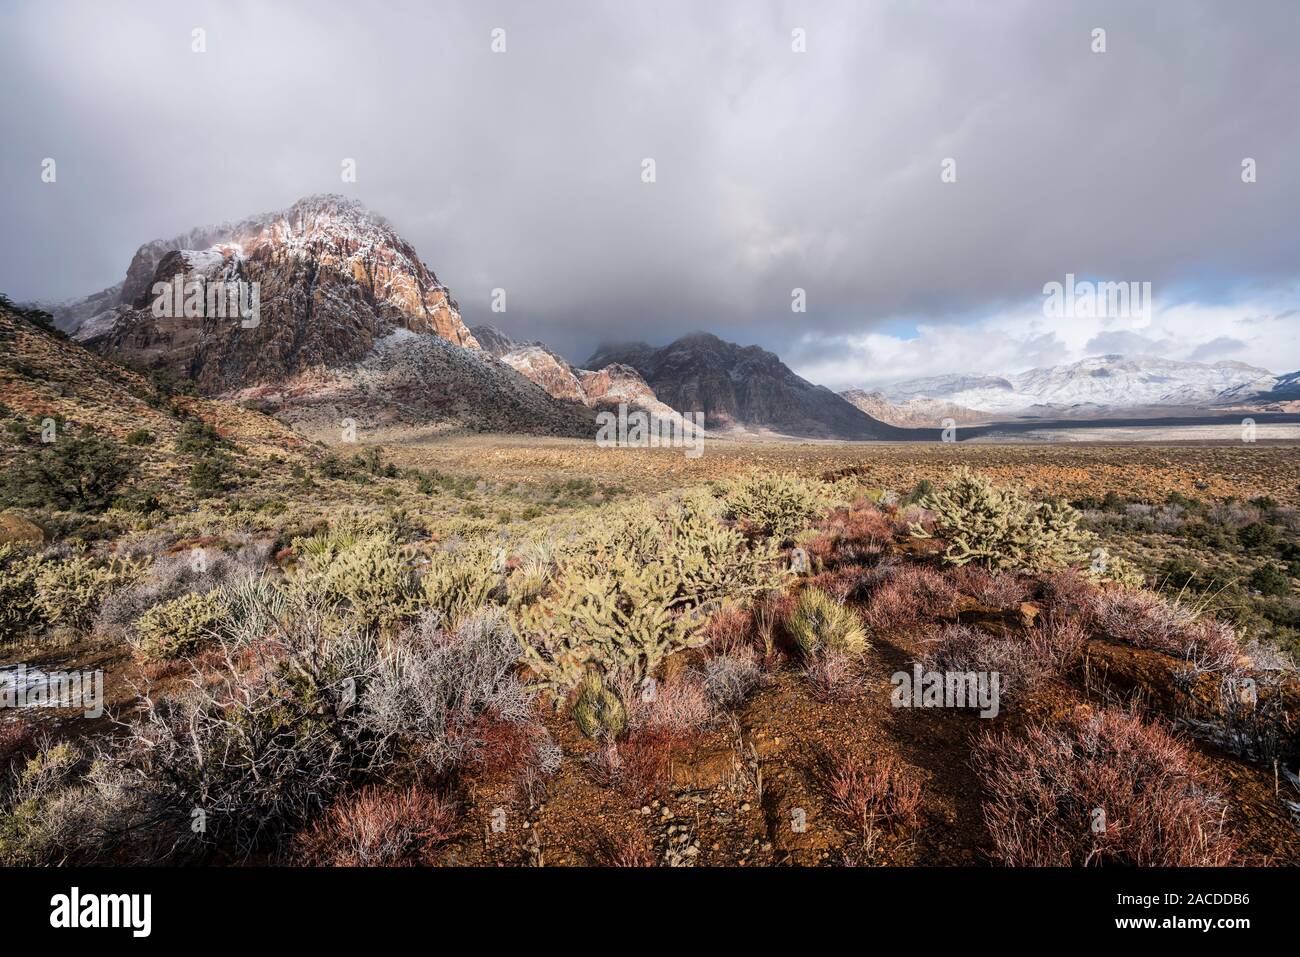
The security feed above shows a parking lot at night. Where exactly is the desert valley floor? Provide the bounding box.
[3,404,1298,866]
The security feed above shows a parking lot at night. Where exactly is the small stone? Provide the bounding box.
[740,803,751,812]
[640,806,651,815]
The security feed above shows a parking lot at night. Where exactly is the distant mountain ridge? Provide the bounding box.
[879,355,1281,416]
[470,324,689,428]
[589,332,896,439]
[839,388,989,428]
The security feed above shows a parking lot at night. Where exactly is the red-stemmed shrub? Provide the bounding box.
[621,671,713,736]
[804,506,895,568]
[467,713,561,788]
[298,784,460,866]
[593,828,656,867]
[973,707,1238,866]
[949,565,1031,608]
[700,604,755,656]
[588,729,678,803]
[862,563,961,632]
[0,717,36,775]
[1092,589,1239,671]
[819,750,923,835]
[920,623,1046,707]
[1039,568,1101,622]
[1027,610,1090,672]
[804,648,862,701]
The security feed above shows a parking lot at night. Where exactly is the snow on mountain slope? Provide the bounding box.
[64,195,480,394]
[881,355,1278,415]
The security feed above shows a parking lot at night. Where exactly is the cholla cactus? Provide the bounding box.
[34,554,148,634]
[293,529,420,631]
[0,544,42,643]
[911,469,1092,572]
[517,499,788,696]
[571,671,627,739]
[129,589,226,661]
[720,472,830,544]
[421,548,501,627]
[787,587,868,657]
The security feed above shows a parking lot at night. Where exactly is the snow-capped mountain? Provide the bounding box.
[53,195,480,395]
[880,355,1279,416]
[36,196,606,438]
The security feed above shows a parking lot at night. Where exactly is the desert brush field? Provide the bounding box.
[3,365,1298,866]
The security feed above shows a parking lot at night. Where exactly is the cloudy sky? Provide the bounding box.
[2,0,1297,388]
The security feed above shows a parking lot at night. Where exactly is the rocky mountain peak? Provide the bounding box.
[58,196,479,395]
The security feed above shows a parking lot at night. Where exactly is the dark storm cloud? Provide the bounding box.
[1,0,1297,377]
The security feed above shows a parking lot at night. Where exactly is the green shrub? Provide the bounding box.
[787,587,868,657]
[912,469,1092,572]
[190,455,232,494]
[1238,522,1276,550]
[0,434,134,513]
[129,589,226,661]
[124,429,155,446]
[1250,564,1291,597]
[174,420,228,457]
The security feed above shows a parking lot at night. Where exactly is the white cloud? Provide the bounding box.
[791,288,1300,390]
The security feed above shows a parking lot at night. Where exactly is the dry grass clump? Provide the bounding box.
[702,648,763,709]
[973,707,1238,866]
[298,785,459,866]
[1091,588,1240,671]
[787,587,868,658]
